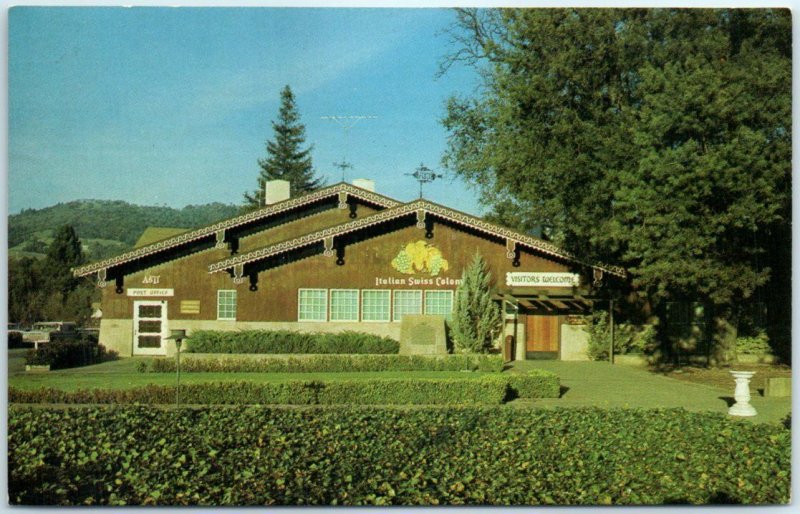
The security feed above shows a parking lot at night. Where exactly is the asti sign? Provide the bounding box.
[505,272,580,288]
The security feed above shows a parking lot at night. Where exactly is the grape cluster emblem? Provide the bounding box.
[391,240,449,276]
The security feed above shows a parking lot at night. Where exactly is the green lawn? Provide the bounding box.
[509,360,791,424]
[8,350,790,425]
[7,351,484,391]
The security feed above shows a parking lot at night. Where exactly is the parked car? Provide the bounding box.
[21,322,79,349]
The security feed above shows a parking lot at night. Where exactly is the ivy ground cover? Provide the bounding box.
[8,406,789,506]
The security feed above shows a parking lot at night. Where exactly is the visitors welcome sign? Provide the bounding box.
[505,272,580,287]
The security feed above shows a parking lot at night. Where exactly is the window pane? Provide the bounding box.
[393,290,422,322]
[138,320,161,333]
[138,305,162,318]
[362,290,391,322]
[217,290,237,320]
[330,290,359,322]
[299,289,327,321]
[424,290,454,320]
[137,335,161,348]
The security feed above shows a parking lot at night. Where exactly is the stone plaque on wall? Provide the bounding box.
[399,315,447,355]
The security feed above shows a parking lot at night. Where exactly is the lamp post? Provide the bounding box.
[166,329,187,408]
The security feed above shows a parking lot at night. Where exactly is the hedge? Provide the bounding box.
[9,369,557,404]
[505,370,562,398]
[8,406,790,505]
[149,354,505,373]
[8,376,512,405]
[185,330,399,354]
[26,340,109,370]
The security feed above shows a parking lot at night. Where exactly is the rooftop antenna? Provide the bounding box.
[406,163,443,199]
[321,115,378,182]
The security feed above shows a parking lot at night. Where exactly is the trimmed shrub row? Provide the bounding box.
[505,369,562,398]
[25,340,109,370]
[185,330,399,354]
[8,406,790,506]
[9,371,558,405]
[149,354,505,373]
[9,376,511,405]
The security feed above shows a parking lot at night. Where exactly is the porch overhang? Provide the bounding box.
[495,289,605,314]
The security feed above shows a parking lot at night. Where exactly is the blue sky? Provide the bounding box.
[8,7,484,215]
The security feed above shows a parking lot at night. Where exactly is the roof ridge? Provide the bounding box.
[73,182,400,277]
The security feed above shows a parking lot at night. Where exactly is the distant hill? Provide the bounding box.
[8,199,240,261]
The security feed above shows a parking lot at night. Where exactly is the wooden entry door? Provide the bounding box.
[132,301,168,356]
[526,315,560,357]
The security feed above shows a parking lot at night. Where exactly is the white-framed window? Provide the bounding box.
[217,290,237,320]
[393,290,422,322]
[330,289,359,322]
[362,289,391,322]
[298,288,328,322]
[424,290,454,320]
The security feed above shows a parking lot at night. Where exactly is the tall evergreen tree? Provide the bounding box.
[450,254,503,353]
[44,225,85,295]
[442,9,791,362]
[244,86,322,210]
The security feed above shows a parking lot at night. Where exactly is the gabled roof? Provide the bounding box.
[208,198,626,278]
[72,182,400,277]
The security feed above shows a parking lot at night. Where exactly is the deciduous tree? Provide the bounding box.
[442,8,791,361]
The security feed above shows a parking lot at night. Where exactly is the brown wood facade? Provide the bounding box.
[75,182,622,357]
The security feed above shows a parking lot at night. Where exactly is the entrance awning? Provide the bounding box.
[494,290,605,314]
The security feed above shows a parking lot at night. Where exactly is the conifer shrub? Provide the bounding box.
[450,254,503,353]
[8,406,789,505]
[735,330,772,356]
[149,354,504,373]
[185,330,399,354]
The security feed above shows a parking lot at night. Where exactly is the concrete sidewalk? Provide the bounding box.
[510,360,791,424]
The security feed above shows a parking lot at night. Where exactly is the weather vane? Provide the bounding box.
[406,163,443,199]
[321,115,377,181]
[332,159,353,181]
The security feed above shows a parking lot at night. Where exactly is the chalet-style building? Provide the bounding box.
[73,179,625,360]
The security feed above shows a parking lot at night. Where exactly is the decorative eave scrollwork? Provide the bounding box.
[505,239,517,259]
[233,263,246,285]
[215,229,226,249]
[96,268,107,288]
[323,237,335,257]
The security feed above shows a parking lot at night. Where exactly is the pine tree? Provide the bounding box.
[450,254,503,353]
[244,86,323,210]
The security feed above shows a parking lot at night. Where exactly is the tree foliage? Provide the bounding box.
[442,8,791,311]
[8,225,95,325]
[450,254,503,353]
[244,85,322,210]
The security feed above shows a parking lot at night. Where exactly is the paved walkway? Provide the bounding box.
[510,360,791,424]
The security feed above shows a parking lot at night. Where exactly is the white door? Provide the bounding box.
[132,300,168,355]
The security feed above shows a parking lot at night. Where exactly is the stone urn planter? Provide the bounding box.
[728,370,757,417]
